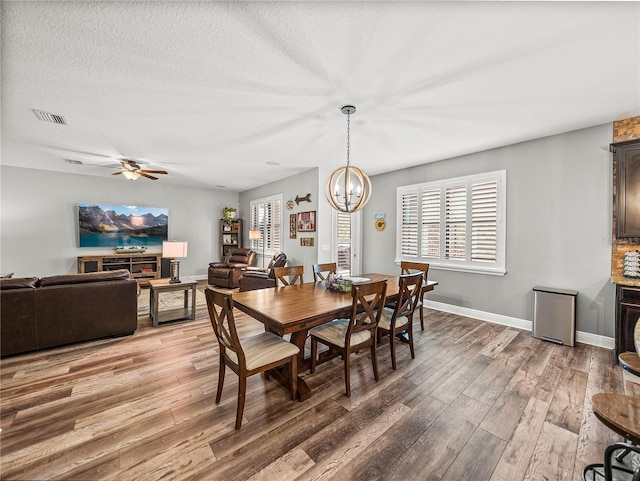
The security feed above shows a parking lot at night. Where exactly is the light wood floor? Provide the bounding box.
[2,292,639,481]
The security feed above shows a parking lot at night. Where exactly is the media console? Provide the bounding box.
[78,253,162,286]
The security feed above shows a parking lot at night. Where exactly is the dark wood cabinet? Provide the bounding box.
[615,140,640,238]
[615,284,640,358]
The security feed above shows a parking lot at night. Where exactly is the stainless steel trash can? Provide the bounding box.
[532,286,578,346]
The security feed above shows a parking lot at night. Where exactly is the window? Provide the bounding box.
[336,212,352,276]
[250,194,283,259]
[397,170,506,275]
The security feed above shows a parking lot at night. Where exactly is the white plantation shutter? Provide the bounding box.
[471,181,498,262]
[397,170,506,275]
[250,194,283,257]
[421,189,440,258]
[336,213,352,276]
[401,191,419,257]
[445,185,466,260]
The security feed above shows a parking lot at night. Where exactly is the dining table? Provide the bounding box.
[231,273,438,400]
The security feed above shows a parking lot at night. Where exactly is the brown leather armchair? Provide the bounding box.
[208,248,257,288]
[238,252,287,292]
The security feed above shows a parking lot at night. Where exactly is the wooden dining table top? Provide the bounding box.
[231,273,438,336]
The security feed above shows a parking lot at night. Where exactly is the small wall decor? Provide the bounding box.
[300,237,314,247]
[374,212,386,231]
[289,214,297,239]
[297,210,316,232]
[286,199,294,210]
[295,193,311,204]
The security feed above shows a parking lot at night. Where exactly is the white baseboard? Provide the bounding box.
[424,300,614,350]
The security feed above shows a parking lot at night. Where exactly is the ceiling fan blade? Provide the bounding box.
[139,172,158,180]
[140,170,168,174]
[111,171,123,176]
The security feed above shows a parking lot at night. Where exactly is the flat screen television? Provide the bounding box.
[78,203,168,248]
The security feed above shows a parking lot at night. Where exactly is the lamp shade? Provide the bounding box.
[162,241,188,258]
[249,229,261,240]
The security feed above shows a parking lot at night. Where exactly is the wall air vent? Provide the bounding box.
[64,158,84,165]
[32,109,67,125]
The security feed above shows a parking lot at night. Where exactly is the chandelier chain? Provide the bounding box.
[346,112,351,168]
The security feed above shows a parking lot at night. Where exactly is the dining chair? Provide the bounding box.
[205,288,299,430]
[273,265,304,286]
[309,279,387,397]
[312,262,337,282]
[377,273,423,370]
[400,261,429,330]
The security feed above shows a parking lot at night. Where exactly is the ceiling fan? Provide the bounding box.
[112,159,168,181]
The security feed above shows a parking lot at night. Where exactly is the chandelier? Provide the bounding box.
[325,105,372,213]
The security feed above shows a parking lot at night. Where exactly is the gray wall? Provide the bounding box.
[1,123,617,339]
[361,123,615,338]
[239,168,322,283]
[0,166,238,279]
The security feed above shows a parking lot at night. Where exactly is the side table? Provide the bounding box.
[148,279,198,327]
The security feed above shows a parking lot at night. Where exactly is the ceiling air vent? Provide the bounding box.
[32,109,67,125]
[64,158,83,165]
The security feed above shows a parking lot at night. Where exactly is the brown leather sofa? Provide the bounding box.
[238,252,287,291]
[1,269,138,357]
[208,248,257,288]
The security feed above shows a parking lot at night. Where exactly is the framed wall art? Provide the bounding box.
[297,210,316,232]
[289,214,297,239]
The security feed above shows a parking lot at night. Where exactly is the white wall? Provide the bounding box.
[0,166,239,279]
[361,123,615,338]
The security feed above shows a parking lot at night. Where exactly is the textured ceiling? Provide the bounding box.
[2,1,639,191]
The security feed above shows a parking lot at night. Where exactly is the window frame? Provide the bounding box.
[249,193,283,260]
[396,170,507,276]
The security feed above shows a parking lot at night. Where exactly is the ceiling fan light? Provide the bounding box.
[122,170,140,181]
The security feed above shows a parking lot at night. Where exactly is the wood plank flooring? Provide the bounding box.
[1,288,638,480]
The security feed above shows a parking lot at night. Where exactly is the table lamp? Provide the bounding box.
[249,229,264,268]
[163,241,188,284]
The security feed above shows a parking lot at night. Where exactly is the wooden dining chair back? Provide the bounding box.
[312,262,337,282]
[377,273,423,370]
[205,288,299,429]
[400,261,429,330]
[274,265,304,286]
[309,279,388,397]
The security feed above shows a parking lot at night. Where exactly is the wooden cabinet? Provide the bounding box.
[615,284,640,358]
[220,218,242,260]
[615,140,640,238]
[78,253,162,286]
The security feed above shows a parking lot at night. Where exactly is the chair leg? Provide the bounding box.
[235,373,247,430]
[371,339,380,382]
[310,337,317,374]
[389,331,397,371]
[216,356,226,403]
[290,355,297,401]
[408,326,415,359]
[344,351,351,397]
[420,295,425,330]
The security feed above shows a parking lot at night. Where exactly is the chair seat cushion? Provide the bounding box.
[378,307,408,331]
[309,319,371,348]
[227,332,299,371]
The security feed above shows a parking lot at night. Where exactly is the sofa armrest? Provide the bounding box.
[241,270,270,280]
[228,263,250,269]
[209,262,228,268]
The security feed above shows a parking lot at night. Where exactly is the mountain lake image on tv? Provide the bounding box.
[78,203,168,248]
